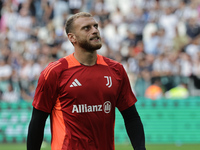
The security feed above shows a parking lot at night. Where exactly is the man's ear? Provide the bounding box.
[68,33,76,44]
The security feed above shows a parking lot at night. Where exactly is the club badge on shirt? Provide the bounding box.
[104,76,112,88]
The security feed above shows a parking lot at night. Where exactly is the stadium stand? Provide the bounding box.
[0,98,200,144]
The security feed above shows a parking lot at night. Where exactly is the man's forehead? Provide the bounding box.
[74,17,98,27]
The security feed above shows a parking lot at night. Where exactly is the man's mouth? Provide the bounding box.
[90,36,101,41]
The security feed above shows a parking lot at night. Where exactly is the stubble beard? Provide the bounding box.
[78,38,102,52]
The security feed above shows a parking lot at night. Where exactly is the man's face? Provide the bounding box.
[72,17,102,51]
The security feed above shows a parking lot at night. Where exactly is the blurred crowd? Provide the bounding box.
[0,0,200,102]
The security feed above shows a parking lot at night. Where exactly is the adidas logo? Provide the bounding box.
[70,79,82,87]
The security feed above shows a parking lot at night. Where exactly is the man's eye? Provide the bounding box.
[94,25,98,29]
[84,26,89,30]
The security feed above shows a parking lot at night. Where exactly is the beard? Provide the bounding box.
[77,36,102,52]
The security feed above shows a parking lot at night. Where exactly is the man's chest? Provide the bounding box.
[58,66,121,105]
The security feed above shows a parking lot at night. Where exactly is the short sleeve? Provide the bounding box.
[32,67,59,113]
[116,65,137,112]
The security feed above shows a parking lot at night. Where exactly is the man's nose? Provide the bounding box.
[91,27,98,34]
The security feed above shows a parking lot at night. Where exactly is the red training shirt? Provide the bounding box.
[32,53,137,150]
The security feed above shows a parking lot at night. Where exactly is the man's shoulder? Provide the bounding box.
[98,55,125,76]
[47,57,68,70]
[98,55,122,68]
[41,57,69,80]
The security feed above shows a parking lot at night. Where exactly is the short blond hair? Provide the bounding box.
[65,12,92,34]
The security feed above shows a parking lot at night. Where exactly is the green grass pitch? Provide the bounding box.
[0,143,200,150]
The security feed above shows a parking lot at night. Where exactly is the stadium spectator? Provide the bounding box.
[0,57,12,81]
[192,51,200,76]
[156,28,172,54]
[110,7,124,26]
[53,0,68,18]
[174,0,191,21]
[0,2,18,33]
[166,52,180,75]
[68,0,83,14]
[152,53,166,76]
[137,55,152,82]
[165,82,189,99]
[15,7,33,42]
[1,83,20,103]
[126,5,147,42]
[144,31,160,55]
[145,77,163,100]
[103,24,123,54]
[185,37,200,59]
[93,0,110,25]
[186,16,200,39]
[173,25,189,52]
[124,29,137,48]
[41,0,54,25]
[21,83,36,101]
[158,7,178,44]
[179,52,193,77]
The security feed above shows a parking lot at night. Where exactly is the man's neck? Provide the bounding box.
[74,50,97,66]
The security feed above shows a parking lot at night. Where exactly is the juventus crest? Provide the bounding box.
[104,76,112,88]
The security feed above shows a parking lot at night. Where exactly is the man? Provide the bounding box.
[27,12,146,150]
